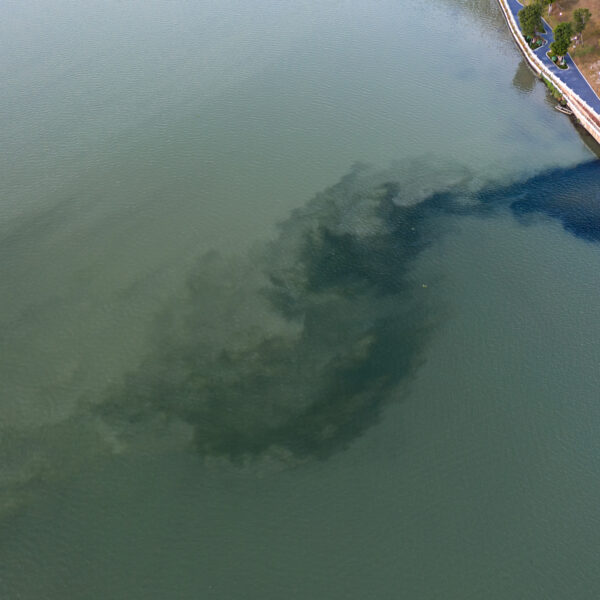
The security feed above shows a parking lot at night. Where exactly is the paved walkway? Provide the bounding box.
[506,0,600,113]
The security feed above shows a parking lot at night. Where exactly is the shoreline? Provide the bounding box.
[497,0,600,144]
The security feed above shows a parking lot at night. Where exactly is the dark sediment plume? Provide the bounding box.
[96,159,476,463]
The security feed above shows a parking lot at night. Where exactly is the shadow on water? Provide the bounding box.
[512,59,537,94]
[573,124,600,159]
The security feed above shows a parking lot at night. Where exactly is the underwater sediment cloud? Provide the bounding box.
[6,156,597,513]
[97,159,476,462]
[504,161,600,242]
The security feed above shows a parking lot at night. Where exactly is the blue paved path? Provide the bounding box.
[505,0,600,113]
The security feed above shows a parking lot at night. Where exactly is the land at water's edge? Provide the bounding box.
[522,0,600,95]
[499,0,600,145]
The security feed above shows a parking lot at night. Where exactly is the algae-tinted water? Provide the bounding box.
[1,0,600,598]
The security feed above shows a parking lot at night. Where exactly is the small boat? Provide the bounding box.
[555,104,573,115]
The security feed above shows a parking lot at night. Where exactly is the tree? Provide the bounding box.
[519,2,543,40]
[573,8,592,45]
[551,22,573,60]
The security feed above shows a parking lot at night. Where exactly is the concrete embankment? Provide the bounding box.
[497,0,600,144]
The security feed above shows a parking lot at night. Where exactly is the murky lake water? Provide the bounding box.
[2,0,600,597]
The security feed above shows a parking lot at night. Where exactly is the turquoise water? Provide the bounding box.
[1,0,600,597]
